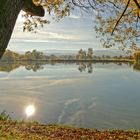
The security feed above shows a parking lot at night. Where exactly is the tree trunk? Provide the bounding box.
[0,0,24,58]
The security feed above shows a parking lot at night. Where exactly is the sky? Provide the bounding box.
[8,10,104,54]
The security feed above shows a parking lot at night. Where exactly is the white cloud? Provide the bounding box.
[20,39,50,43]
[68,14,81,19]
[39,31,79,40]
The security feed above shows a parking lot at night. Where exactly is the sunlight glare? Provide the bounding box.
[25,105,35,117]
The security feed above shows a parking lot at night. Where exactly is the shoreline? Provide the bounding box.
[0,59,135,63]
[0,120,140,140]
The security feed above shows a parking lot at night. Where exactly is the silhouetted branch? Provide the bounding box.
[111,0,131,35]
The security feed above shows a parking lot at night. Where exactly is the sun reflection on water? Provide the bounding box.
[25,105,36,117]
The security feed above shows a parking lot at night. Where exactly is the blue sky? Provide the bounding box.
[8,11,105,54]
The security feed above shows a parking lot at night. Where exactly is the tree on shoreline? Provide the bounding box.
[76,48,93,60]
[87,48,93,60]
[134,49,140,62]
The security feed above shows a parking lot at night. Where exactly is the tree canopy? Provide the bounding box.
[23,0,140,51]
[1,0,140,58]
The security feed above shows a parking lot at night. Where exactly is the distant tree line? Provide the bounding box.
[76,48,93,60]
[1,48,140,63]
[1,49,46,62]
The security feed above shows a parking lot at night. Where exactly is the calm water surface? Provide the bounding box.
[0,62,140,129]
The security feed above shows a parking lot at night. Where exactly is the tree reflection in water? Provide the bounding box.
[0,61,47,72]
[0,61,139,73]
[77,61,136,73]
[25,62,44,72]
[77,62,93,73]
[133,62,140,72]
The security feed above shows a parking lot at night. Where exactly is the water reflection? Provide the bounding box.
[0,61,138,73]
[133,62,140,71]
[0,63,20,72]
[25,105,36,117]
[0,61,140,129]
[0,61,47,72]
[77,62,93,73]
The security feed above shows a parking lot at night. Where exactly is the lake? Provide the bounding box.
[0,61,140,129]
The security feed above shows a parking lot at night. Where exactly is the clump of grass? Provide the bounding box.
[0,110,11,121]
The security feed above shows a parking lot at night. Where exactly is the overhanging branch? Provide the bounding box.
[111,0,131,35]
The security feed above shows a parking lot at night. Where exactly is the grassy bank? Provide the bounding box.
[0,120,140,140]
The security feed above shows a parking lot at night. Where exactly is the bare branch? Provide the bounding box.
[111,0,131,35]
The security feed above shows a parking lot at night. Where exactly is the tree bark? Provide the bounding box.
[0,0,45,58]
[0,0,24,58]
